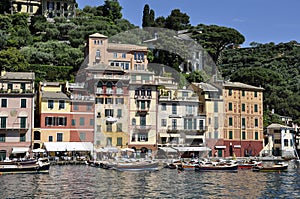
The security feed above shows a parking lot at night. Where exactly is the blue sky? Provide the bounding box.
[77,0,300,46]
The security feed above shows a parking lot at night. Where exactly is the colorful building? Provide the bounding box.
[0,71,35,160]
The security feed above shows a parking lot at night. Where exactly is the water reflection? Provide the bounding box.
[0,163,300,198]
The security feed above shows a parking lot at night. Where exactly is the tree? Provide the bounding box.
[102,0,122,21]
[154,16,166,28]
[0,47,29,72]
[165,9,190,31]
[191,24,245,64]
[142,4,155,27]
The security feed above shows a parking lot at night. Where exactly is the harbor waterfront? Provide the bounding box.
[1,161,300,198]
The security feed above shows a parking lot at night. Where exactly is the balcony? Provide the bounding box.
[106,89,114,95]
[0,89,34,94]
[134,95,152,100]
[96,88,103,94]
[93,74,130,80]
[134,125,152,131]
[70,94,95,101]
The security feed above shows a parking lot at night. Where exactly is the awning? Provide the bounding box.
[12,147,29,154]
[174,147,211,152]
[215,145,226,149]
[43,142,93,152]
[159,147,178,153]
[234,145,241,148]
[121,148,135,152]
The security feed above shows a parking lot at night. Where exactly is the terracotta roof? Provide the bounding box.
[0,72,35,80]
[108,43,148,52]
[223,81,264,91]
[89,33,107,38]
[42,91,69,100]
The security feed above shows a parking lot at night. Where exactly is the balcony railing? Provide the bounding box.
[0,89,34,94]
[134,95,152,100]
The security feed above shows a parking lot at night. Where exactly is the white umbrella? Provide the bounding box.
[121,148,135,152]
[32,148,45,153]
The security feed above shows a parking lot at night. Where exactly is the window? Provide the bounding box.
[254,91,258,97]
[113,52,118,58]
[255,132,259,140]
[117,137,122,146]
[116,98,124,104]
[0,134,5,142]
[132,118,136,125]
[59,100,65,110]
[147,89,151,97]
[21,99,26,108]
[90,119,94,126]
[199,120,204,130]
[58,117,67,126]
[161,103,166,111]
[1,99,7,107]
[228,89,232,96]
[229,131,233,139]
[48,100,54,109]
[172,103,177,115]
[161,119,167,127]
[117,109,122,118]
[140,101,146,110]
[20,133,26,142]
[48,136,53,142]
[80,117,85,126]
[105,109,114,117]
[138,134,148,142]
[255,118,258,127]
[106,137,112,146]
[21,83,25,91]
[122,53,126,58]
[57,133,63,142]
[140,115,146,126]
[73,104,79,110]
[71,119,76,126]
[242,104,245,112]
[229,117,233,126]
[34,131,40,140]
[242,118,246,129]
[254,104,258,112]
[214,101,218,112]
[96,98,104,104]
[80,132,86,141]
[172,119,177,129]
[45,117,54,126]
[117,123,122,132]
[284,139,288,147]
[96,49,100,58]
[87,105,92,111]
[242,131,246,140]
[186,105,193,115]
[20,117,26,128]
[242,90,245,96]
[228,102,232,111]
[105,98,113,104]
[214,117,218,129]
[8,83,12,90]
[106,123,112,132]
[0,117,7,128]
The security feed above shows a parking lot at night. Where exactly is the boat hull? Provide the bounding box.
[113,162,159,171]
[195,164,238,172]
[0,160,50,175]
[252,164,288,172]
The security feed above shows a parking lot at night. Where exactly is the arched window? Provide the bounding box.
[116,82,123,94]
[106,82,113,94]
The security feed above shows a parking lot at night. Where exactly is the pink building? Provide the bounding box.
[0,71,35,160]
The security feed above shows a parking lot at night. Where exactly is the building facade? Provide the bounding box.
[0,71,35,160]
[221,81,264,157]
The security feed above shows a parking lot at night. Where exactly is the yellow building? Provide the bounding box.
[222,81,264,157]
[33,82,71,149]
[10,0,40,15]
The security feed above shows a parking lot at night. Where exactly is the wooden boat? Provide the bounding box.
[238,160,262,170]
[195,161,238,172]
[112,161,159,171]
[0,158,50,175]
[252,162,288,172]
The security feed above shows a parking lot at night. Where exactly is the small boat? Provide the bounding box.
[195,161,238,172]
[112,161,159,171]
[0,158,50,175]
[252,162,288,172]
[238,160,262,170]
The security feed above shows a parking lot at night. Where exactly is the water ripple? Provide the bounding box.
[1,163,300,198]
